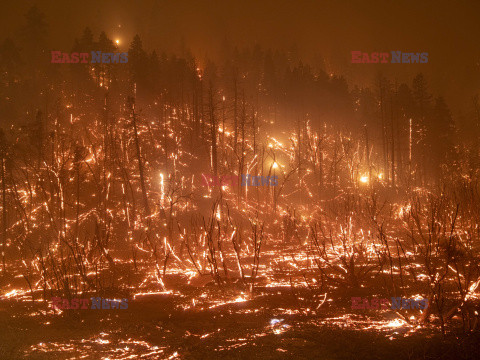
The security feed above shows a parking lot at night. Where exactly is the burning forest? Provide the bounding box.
[1,1,480,359]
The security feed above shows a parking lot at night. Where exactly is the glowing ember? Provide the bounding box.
[359,175,369,184]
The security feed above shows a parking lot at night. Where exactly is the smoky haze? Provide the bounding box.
[0,0,478,113]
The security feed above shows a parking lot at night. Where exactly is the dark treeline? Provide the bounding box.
[0,7,480,191]
[2,6,479,187]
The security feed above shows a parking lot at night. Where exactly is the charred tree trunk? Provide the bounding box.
[0,136,6,274]
[129,96,150,216]
[209,83,218,179]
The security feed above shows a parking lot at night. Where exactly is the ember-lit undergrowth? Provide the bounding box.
[2,132,480,359]
[1,282,480,359]
[2,235,480,360]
